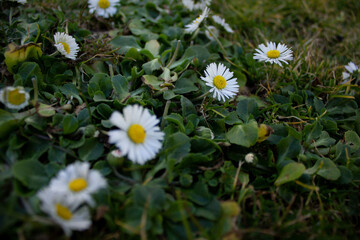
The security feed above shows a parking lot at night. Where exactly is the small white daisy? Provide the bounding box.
[253,42,293,66]
[108,105,165,164]
[54,32,80,60]
[201,63,239,102]
[0,86,30,110]
[11,0,27,4]
[182,0,212,11]
[245,153,255,163]
[88,0,120,18]
[205,25,219,41]
[212,15,234,33]
[47,162,106,206]
[342,61,359,84]
[184,7,210,33]
[37,188,91,236]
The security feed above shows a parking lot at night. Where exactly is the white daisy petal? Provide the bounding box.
[212,15,234,33]
[253,42,293,67]
[108,105,164,164]
[185,7,210,33]
[88,0,120,18]
[0,86,30,110]
[37,188,92,236]
[341,61,359,84]
[54,32,80,60]
[201,63,239,102]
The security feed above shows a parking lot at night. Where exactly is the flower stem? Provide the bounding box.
[192,91,210,101]
[161,100,171,130]
[31,77,38,106]
[166,40,181,68]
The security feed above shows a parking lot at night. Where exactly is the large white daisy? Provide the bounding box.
[37,188,91,236]
[108,105,164,164]
[212,15,234,33]
[47,162,106,206]
[253,42,293,66]
[88,0,119,18]
[184,7,210,33]
[342,61,359,84]
[54,32,80,60]
[0,86,30,110]
[201,63,239,102]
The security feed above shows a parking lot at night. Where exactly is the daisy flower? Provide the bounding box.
[11,0,27,4]
[342,61,359,84]
[201,63,239,102]
[37,188,91,236]
[47,162,106,206]
[54,32,80,60]
[182,0,212,11]
[205,25,219,41]
[108,105,165,164]
[88,0,120,18]
[184,7,210,33]
[212,15,234,33]
[0,86,30,110]
[253,42,293,66]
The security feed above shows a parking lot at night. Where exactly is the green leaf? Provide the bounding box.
[305,158,341,180]
[15,62,43,87]
[164,132,190,161]
[277,135,301,164]
[59,83,83,104]
[128,19,159,41]
[0,110,18,139]
[111,74,129,100]
[145,39,160,57]
[345,130,360,151]
[142,59,162,74]
[37,103,56,117]
[225,120,258,147]
[165,113,185,132]
[110,35,141,54]
[142,75,163,91]
[78,138,104,161]
[12,160,48,189]
[62,115,78,134]
[275,162,306,186]
[236,98,258,122]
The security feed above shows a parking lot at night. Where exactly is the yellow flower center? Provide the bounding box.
[194,17,201,24]
[266,50,280,59]
[213,75,227,89]
[98,0,110,9]
[7,88,26,106]
[68,178,88,192]
[56,204,72,220]
[128,124,146,144]
[59,42,70,54]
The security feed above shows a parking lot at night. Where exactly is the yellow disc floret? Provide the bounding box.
[266,50,281,59]
[56,204,73,220]
[98,0,110,9]
[7,88,26,106]
[68,178,88,192]
[59,42,70,54]
[128,124,146,144]
[213,75,227,89]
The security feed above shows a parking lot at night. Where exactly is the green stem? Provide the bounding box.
[166,40,181,68]
[31,77,38,106]
[161,100,171,130]
[192,91,210,101]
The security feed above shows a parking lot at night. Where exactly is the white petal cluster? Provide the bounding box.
[11,0,27,4]
[88,0,120,18]
[245,153,255,163]
[184,7,210,33]
[54,32,80,60]
[0,86,30,110]
[37,162,106,236]
[182,0,212,11]
[37,189,91,236]
[108,105,165,164]
[205,25,219,41]
[342,61,359,84]
[201,63,239,102]
[253,42,293,66]
[212,15,234,33]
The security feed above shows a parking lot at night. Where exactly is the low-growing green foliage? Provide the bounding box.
[1,0,360,239]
